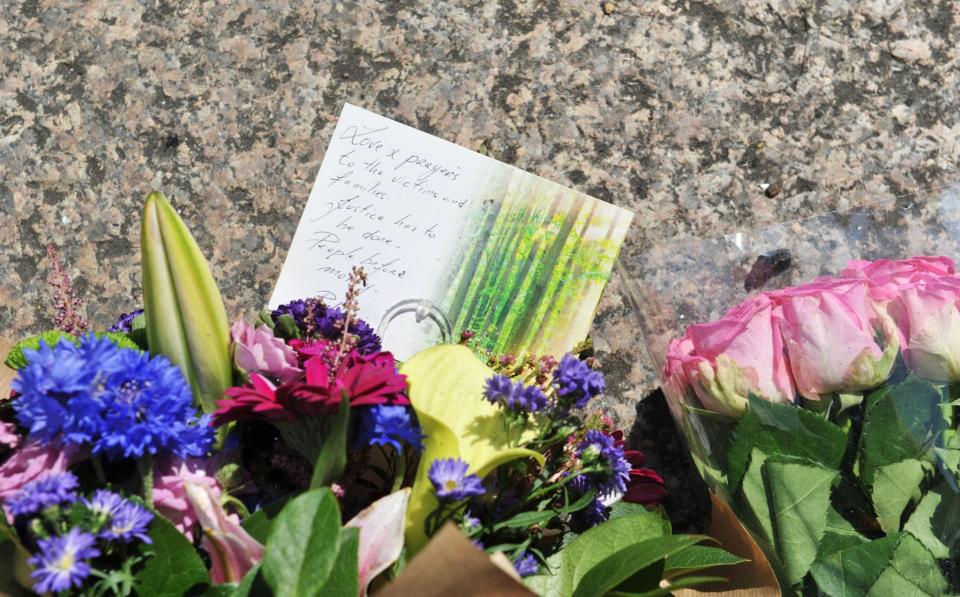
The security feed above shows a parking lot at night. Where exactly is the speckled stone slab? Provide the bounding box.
[1,0,958,426]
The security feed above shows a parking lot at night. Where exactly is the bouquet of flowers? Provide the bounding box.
[661,256,960,594]
[0,192,741,596]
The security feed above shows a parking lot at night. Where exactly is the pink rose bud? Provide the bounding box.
[230,320,303,383]
[889,274,960,382]
[668,294,796,415]
[773,278,899,400]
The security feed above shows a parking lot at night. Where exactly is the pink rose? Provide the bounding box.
[843,257,956,299]
[0,441,83,521]
[773,278,899,400]
[231,320,302,383]
[888,274,960,381]
[668,294,796,415]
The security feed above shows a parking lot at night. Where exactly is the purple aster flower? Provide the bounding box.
[483,376,548,414]
[514,552,539,577]
[552,354,605,409]
[12,334,213,460]
[82,489,126,519]
[102,500,153,544]
[575,430,630,499]
[29,527,101,594]
[356,405,425,452]
[572,497,610,530]
[484,375,516,406]
[7,472,79,518]
[107,309,144,333]
[428,458,485,502]
[271,300,382,354]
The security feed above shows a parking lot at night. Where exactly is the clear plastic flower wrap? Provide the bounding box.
[620,184,960,594]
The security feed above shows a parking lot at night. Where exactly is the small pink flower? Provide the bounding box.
[0,421,19,449]
[152,458,225,542]
[0,441,82,521]
[231,320,302,383]
[183,481,263,584]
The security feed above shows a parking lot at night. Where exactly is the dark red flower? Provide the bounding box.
[623,468,667,505]
[214,351,408,426]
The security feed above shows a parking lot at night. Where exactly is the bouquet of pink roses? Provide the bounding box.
[662,255,960,594]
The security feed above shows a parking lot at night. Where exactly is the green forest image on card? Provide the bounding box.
[441,171,632,357]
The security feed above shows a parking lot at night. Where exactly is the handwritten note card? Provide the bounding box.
[271,104,633,360]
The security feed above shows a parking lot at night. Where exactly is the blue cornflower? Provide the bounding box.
[553,354,605,409]
[7,472,79,518]
[483,376,548,414]
[107,309,144,333]
[356,405,425,452]
[271,300,382,354]
[12,335,213,461]
[102,500,153,544]
[29,527,100,594]
[576,430,630,499]
[514,552,539,577]
[428,458,485,501]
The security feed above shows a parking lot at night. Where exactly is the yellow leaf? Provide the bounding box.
[401,345,544,553]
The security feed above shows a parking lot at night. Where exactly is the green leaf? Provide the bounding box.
[134,512,210,596]
[868,534,947,596]
[859,376,945,485]
[664,545,747,575]
[903,481,960,558]
[727,395,847,491]
[608,501,649,521]
[764,458,837,586]
[609,575,729,597]
[141,190,232,413]
[810,533,947,596]
[572,535,707,597]
[310,392,350,488]
[871,459,925,533]
[400,345,544,554]
[230,563,271,597]
[525,510,674,597]
[261,488,343,597]
[818,507,868,557]
[241,496,293,545]
[317,527,360,596]
[810,534,900,596]
[738,449,775,548]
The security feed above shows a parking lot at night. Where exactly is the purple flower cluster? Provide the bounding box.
[271,299,382,354]
[107,308,144,333]
[12,335,213,461]
[7,472,79,518]
[428,458,485,501]
[29,527,101,594]
[514,552,539,577]
[483,375,548,414]
[575,430,630,499]
[356,405,425,452]
[11,479,154,594]
[84,490,153,544]
[553,354,605,409]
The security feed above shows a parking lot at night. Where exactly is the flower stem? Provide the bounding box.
[391,449,407,493]
[138,455,154,505]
